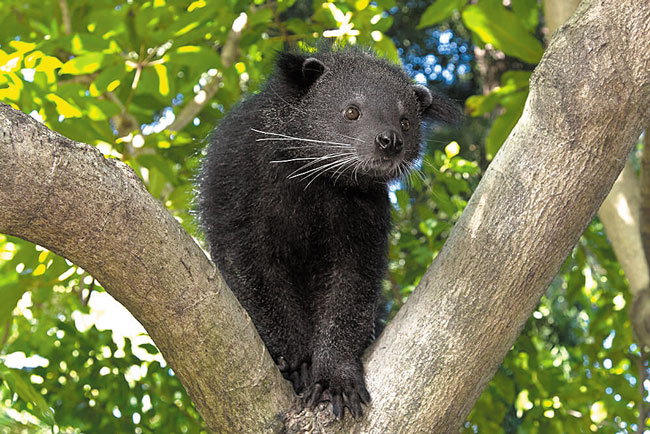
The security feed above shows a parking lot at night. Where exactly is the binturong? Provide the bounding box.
[197,44,459,419]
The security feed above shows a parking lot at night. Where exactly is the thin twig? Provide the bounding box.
[636,350,649,432]
[167,15,245,132]
[59,0,71,35]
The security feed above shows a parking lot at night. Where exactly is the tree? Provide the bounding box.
[1,0,649,432]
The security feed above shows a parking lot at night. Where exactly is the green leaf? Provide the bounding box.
[138,343,160,355]
[0,282,25,325]
[372,36,400,63]
[93,63,128,94]
[249,8,274,28]
[277,0,298,13]
[485,90,528,159]
[137,154,177,184]
[501,70,532,89]
[418,0,466,28]
[512,0,539,33]
[431,183,455,216]
[167,46,222,72]
[466,70,531,117]
[0,364,55,427]
[395,189,410,210]
[466,92,501,117]
[462,3,543,64]
[0,407,44,431]
[445,141,460,158]
[59,53,105,75]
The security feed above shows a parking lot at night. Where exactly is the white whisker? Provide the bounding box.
[251,128,353,147]
[287,153,356,178]
[333,159,359,185]
[330,132,367,143]
[303,157,359,189]
[270,152,351,164]
[290,156,356,180]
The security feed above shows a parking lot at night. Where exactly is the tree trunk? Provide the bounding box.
[354,2,650,431]
[0,106,294,432]
[599,160,650,297]
[550,0,650,357]
[543,0,581,38]
[0,0,649,432]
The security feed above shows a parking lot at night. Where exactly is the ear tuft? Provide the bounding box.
[276,52,326,90]
[413,85,433,111]
[302,57,326,86]
[413,84,462,125]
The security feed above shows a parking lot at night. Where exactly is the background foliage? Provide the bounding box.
[0,0,645,432]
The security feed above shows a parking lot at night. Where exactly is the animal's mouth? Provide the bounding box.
[364,156,404,177]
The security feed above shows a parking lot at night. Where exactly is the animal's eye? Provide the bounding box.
[400,118,410,131]
[344,106,360,120]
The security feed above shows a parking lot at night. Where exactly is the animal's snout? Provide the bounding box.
[375,130,403,155]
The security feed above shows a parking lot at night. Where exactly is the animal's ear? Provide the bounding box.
[276,52,326,90]
[413,84,462,125]
[302,57,326,85]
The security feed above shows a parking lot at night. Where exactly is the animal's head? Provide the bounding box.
[265,46,460,185]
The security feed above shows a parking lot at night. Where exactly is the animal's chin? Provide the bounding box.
[363,157,406,179]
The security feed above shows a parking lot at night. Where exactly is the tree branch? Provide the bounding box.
[346,1,650,432]
[0,0,649,432]
[59,0,72,36]
[599,160,649,297]
[0,105,294,432]
[641,131,650,273]
[599,158,650,348]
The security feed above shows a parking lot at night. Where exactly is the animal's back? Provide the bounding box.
[198,94,262,252]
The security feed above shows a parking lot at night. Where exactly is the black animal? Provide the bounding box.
[197,44,458,419]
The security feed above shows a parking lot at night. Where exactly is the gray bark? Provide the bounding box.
[0,107,294,432]
[547,0,650,346]
[354,0,650,432]
[0,0,649,432]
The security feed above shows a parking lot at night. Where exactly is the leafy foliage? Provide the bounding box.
[0,0,646,432]
[420,0,540,160]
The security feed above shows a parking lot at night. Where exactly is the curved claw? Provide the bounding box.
[276,357,290,372]
[304,382,325,408]
[276,357,312,394]
[343,392,363,418]
[359,385,371,405]
[331,392,344,419]
[304,382,370,419]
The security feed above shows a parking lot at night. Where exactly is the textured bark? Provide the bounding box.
[0,106,295,432]
[351,1,650,432]
[548,0,650,299]
[1,0,649,432]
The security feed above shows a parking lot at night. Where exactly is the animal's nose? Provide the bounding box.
[375,130,403,155]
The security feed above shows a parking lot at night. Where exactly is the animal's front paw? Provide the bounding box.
[303,359,370,419]
[276,356,311,394]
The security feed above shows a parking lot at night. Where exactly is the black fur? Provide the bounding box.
[197,45,458,419]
